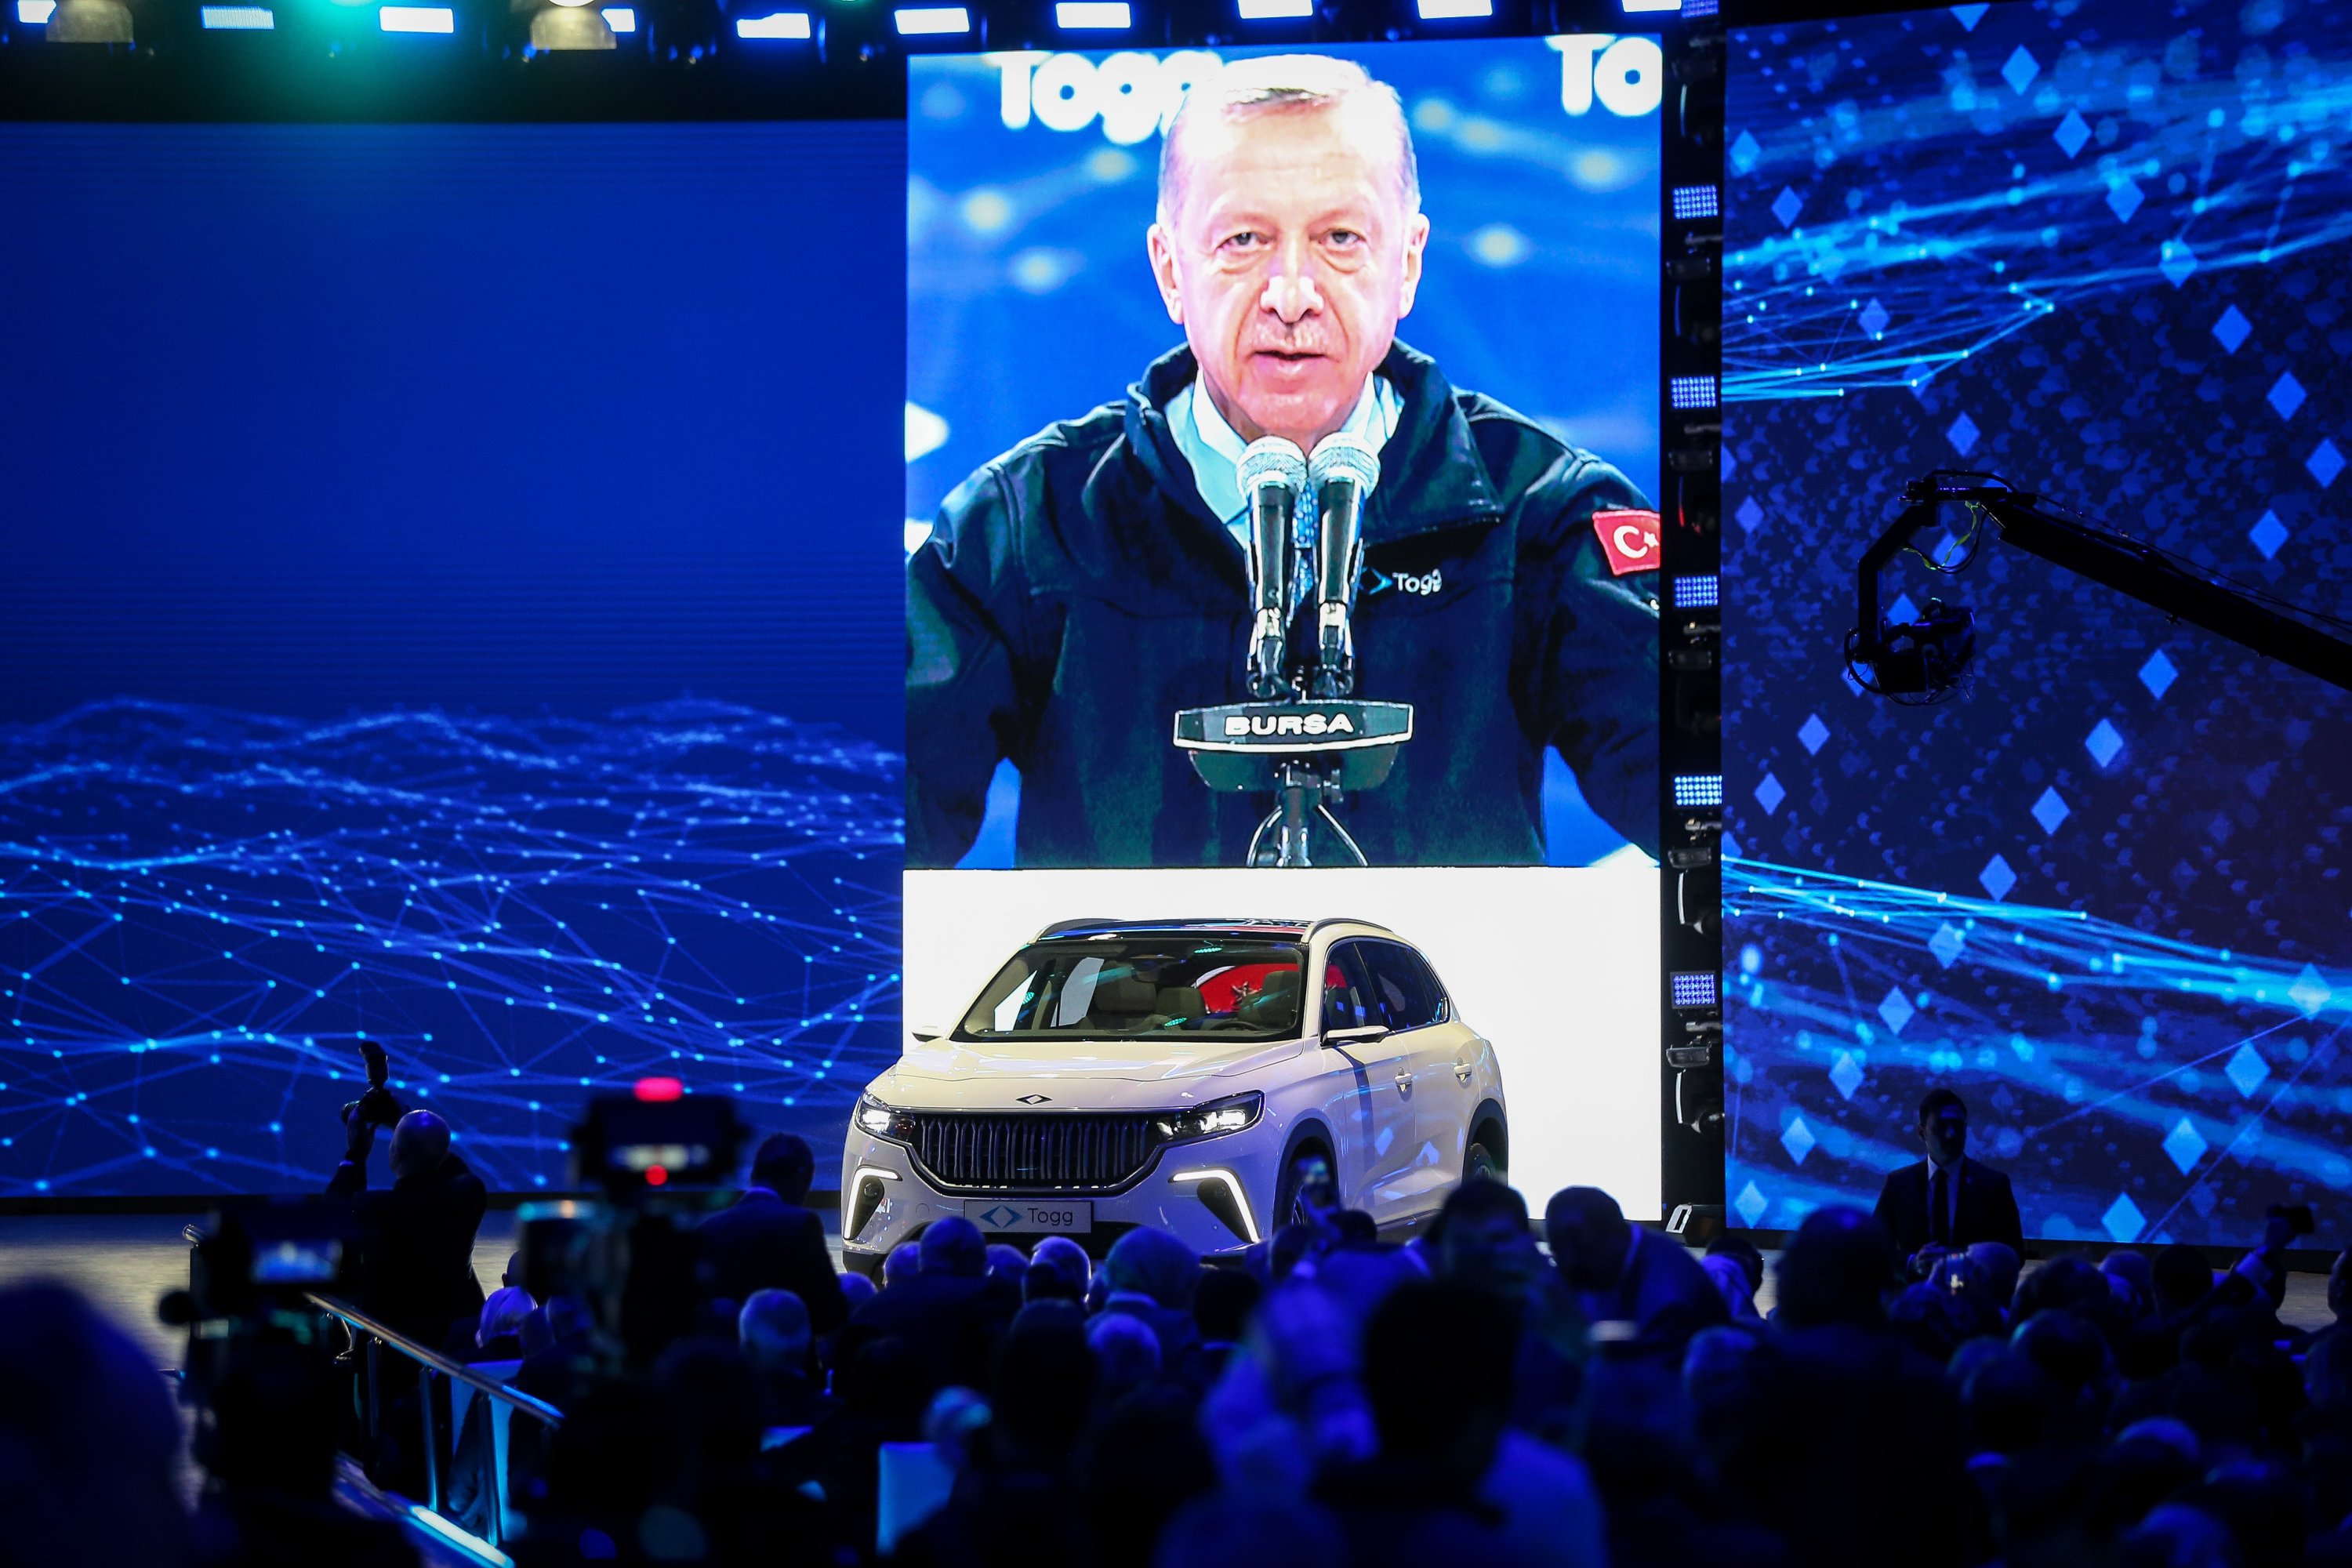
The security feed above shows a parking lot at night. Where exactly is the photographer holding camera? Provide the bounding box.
[328,1055,487,1350]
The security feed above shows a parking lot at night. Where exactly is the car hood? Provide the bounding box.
[874,1034,1304,1111]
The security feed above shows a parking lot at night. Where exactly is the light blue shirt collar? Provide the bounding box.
[1172,372,1399,544]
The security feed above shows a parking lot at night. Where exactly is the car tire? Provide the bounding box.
[1274,1145,1338,1230]
[1464,1140,1503,1185]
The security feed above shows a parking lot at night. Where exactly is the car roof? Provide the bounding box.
[1029,916,1396,942]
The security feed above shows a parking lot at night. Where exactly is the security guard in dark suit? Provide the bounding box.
[1873,1088,2027,1265]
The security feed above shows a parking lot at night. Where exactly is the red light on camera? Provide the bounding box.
[633,1076,684,1103]
[645,1164,670,1187]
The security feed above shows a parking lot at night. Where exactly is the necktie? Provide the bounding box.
[1931,1166,1951,1247]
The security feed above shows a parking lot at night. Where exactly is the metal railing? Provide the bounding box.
[306,1293,564,1552]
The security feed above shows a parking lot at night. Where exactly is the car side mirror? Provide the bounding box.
[1323,1024,1390,1048]
[909,1024,949,1044]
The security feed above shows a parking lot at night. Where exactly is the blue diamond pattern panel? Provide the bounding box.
[2270,372,2308,421]
[2249,510,2291,561]
[2212,307,2252,354]
[1723,0,2352,1247]
[2162,1117,2207,1176]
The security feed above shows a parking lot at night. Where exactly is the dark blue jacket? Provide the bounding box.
[906,340,1661,868]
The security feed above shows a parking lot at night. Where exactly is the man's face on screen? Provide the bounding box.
[1149,100,1428,454]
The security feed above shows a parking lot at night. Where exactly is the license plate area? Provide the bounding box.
[965,1198,1093,1235]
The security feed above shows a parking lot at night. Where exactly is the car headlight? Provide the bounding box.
[855,1094,916,1142]
[1161,1091,1263,1142]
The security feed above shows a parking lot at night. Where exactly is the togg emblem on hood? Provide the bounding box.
[1017,1094,1051,1104]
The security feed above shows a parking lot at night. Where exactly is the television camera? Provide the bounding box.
[1849,470,2352,702]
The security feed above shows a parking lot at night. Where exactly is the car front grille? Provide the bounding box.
[905,1112,1167,1192]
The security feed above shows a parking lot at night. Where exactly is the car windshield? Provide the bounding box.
[955,938,1306,1040]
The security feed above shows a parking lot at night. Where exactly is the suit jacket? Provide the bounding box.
[833,1272,1021,1399]
[328,1151,488,1347]
[906,340,1661,869]
[1873,1156,2025,1262]
[695,1189,849,1334]
[1588,1228,1729,1355]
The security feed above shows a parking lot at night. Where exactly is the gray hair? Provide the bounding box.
[1156,54,1420,228]
[739,1288,813,1365]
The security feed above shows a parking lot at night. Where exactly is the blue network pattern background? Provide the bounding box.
[0,124,906,1196]
[908,38,1661,866]
[1722,0,2352,1247]
[1,702,898,1197]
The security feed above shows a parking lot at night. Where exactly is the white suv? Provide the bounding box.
[841,917,1507,1266]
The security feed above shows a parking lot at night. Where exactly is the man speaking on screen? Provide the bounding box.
[907,54,1659,869]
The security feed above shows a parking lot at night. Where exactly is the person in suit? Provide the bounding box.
[695,1133,850,1334]
[328,1104,488,1348]
[832,1218,1021,1401]
[1544,1186,1726,1358]
[739,1289,838,1432]
[1872,1088,2026,1269]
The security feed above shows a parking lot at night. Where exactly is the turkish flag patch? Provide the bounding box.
[1592,508,1661,577]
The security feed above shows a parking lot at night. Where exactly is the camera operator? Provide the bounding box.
[191,1337,419,1568]
[328,1087,488,1350]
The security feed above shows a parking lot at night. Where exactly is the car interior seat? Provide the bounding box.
[1152,985,1205,1028]
[1082,973,1158,1031]
[1234,967,1301,1029]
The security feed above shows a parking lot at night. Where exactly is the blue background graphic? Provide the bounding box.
[906,38,1661,866]
[0,122,906,1195]
[1722,0,2352,1247]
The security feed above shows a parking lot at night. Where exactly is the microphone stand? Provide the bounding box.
[1171,431,1414,866]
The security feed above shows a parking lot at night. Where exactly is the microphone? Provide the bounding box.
[1237,436,1308,699]
[1307,432,1381,698]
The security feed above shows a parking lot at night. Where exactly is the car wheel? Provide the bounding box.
[1274,1146,1338,1229]
[1464,1140,1503,1185]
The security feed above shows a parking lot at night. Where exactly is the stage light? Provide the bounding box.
[533,0,615,50]
[1237,0,1312,16]
[379,5,455,30]
[42,0,132,39]
[1055,0,1127,24]
[735,10,809,34]
[1671,184,1720,220]
[1670,971,1719,1008]
[1671,376,1719,411]
[601,4,632,25]
[1673,575,1720,610]
[200,5,274,24]
[1621,0,1679,11]
[16,0,56,20]
[893,4,967,32]
[1416,0,1492,17]
[1672,774,1723,808]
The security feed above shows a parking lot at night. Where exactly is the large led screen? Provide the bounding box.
[899,38,1668,1221]
[1722,0,2352,1246]
[0,123,905,1196]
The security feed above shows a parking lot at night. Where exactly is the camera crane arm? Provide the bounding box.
[1853,473,2352,699]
